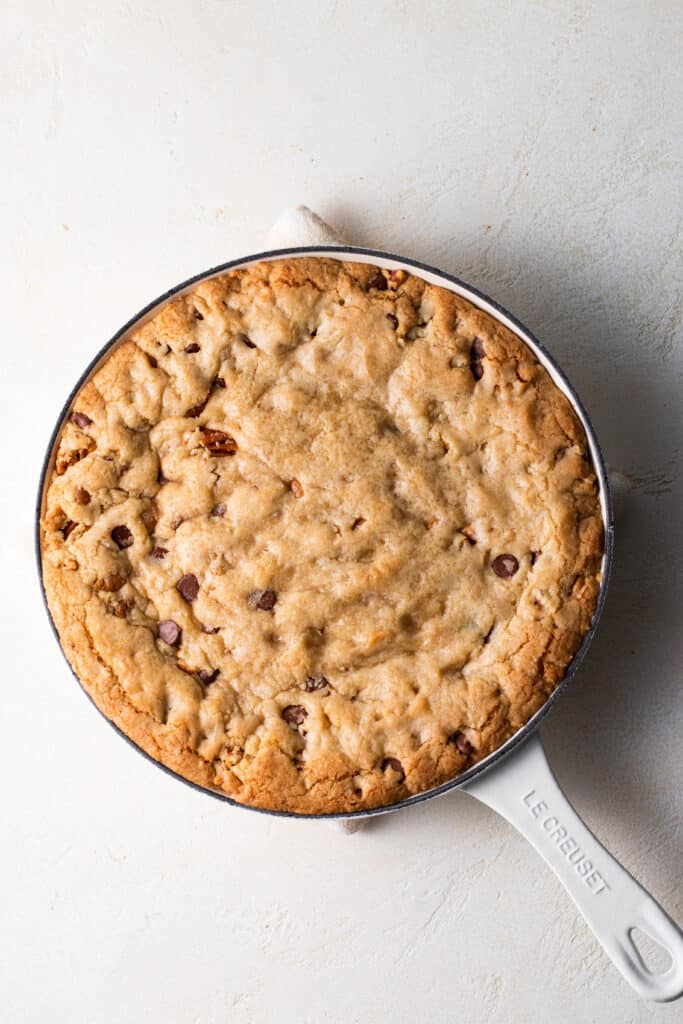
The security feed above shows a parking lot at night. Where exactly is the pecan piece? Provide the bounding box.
[199,428,237,456]
[55,438,95,476]
[60,519,77,540]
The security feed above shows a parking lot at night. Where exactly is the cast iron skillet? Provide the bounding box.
[36,245,683,1001]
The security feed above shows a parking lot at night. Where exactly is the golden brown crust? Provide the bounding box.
[40,258,603,813]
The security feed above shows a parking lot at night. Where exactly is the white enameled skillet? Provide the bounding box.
[37,237,683,1002]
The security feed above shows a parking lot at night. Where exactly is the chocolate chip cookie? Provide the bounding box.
[40,258,603,812]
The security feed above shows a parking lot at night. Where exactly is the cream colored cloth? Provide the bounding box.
[266,205,345,249]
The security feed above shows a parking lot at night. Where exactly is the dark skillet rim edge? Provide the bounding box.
[35,244,615,821]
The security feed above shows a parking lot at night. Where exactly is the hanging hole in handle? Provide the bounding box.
[629,927,674,975]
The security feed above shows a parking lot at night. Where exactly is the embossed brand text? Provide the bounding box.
[522,790,610,895]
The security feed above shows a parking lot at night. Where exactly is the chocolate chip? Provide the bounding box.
[198,668,219,684]
[240,334,256,349]
[111,525,133,549]
[351,516,366,530]
[470,338,486,381]
[186,398,208,418]
[310,328,317,338]
[100,573,127,592]
[471,337,486,360]
[214,376,226,389]
[74,487,91,506]
[492,554,519,578]
[381,757,405,780]
[451,731,473,756]
[158,619,181,646]
[201,624,220,634]
[247,588,277,611]
[176,573,199,601]
[282,704,307,726]
[69,411,92,429]
[199,428,238,456]
[210,503,226,517]
[367,272,387,291]
[184,342,201,353]
[150,546,168,559]
[290,479,304,498]
[386,313,399,329]
[305,674,330,692]
[193,309,204,320]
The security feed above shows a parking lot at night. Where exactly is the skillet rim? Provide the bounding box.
[35,245,614,820]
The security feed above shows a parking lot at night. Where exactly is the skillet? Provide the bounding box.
[36,242,683,1002]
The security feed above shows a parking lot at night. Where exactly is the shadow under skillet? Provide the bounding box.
[484,243,683,910]
[351,231,682,920]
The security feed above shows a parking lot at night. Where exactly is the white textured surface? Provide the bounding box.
[2,2,682,1021]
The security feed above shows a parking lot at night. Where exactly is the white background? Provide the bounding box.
[2,2,682,1022]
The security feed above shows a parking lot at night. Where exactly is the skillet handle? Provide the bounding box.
[464,734,683,1002]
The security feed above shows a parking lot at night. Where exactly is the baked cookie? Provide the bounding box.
[40,258,603,813]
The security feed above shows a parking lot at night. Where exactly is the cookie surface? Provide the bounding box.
[40,258,603,813]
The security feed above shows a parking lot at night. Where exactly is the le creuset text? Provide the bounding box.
[522,790,610,895]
